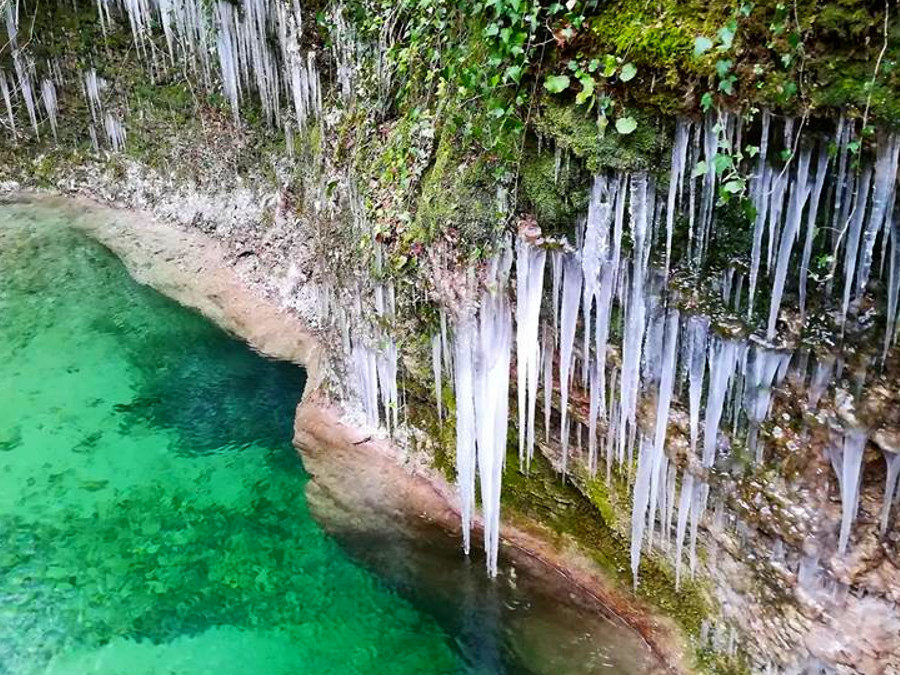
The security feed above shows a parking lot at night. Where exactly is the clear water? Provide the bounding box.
[0,202,661,674]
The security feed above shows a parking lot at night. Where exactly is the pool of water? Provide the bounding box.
[0,202,662,674]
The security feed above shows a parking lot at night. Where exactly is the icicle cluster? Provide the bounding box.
[452,248,514,577]
[496,113,900,584]
[1,0,321,144]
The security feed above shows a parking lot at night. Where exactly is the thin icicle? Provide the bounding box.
[799,144,831,322]
[855,134,900,303]
[558,254,582,474]
[829,428,868,554]
[767,147,812,340]
[665,120,690,280]
[839,166,873,325]
[431,334,443,423]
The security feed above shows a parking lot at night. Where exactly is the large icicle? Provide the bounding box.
[630,309,680,585]
[766,147,812,340]
[798,144,831,322]
[453,318,477,556]
[618,174,650,465]
[473,253,513,577]
[515,238,546,469]
[558,254,582,474]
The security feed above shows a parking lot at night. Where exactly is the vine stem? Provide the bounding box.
[822,0,890,290]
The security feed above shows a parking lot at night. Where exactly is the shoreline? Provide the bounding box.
[3,189,691,674]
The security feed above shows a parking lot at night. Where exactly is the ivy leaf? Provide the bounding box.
[715,59,733,77]
[485,23,500,37]
[700,91,714,112]
[723,179,744,194]
[693,36,713,58]
[505,65,523,83]
[692,160,708,178]
[717,22,736,50]
[615,116,638,135]
[746,144,760,158]
[718,75,737,95]
[740,2,754,17]
[602,55,617,77]
[575,75,595,105]
[543,74,570,93]
[713,153,734,175]
[619,63,637,82]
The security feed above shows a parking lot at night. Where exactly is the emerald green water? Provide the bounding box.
[0,204,463,674]
[1,202,663,675]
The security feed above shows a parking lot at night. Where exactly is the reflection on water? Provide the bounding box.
[0,202,662,675]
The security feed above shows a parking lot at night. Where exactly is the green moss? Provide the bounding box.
[532,99,669,174]
[412,121,505,249]
[518,142,591,232]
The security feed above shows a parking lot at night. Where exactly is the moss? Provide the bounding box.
[518,141,591,233]
[412,121,505,249]
[532,98,670,174]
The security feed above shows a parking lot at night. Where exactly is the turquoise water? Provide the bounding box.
[1,202,661,674]
[0,204,463,674]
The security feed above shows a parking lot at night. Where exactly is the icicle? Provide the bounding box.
[630,435,654,586]
[515,238,546,469]
[473,254,513,577]
[799,144,831,322]
[618,174,650,465]
[103,112,126,151]
[747,111,772,316]
[431,334,443,423]
[40,79,58,140]
[551,249,562,340]
[702,338,738,467]
[743,345,789,462]
[542,323,553,442]
[587,364,601,476]
[829,428,867,554]
[881,451,900,534]
[648,311,679,499]
[0,70,14,133]
[665,120,690,280]
[766,147,812,340]
[839,166,873,325]
[453,318,477,556]
[558,254,582,474]
[686,317,709,456]
[886,216,900,359]
[674,471,694,589]
[855,134,900,302]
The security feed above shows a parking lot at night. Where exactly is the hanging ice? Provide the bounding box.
[557,254,582,474]
[515,238,546,469]
[829,428,868,554]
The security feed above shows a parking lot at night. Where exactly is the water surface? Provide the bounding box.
[0,202,660,674]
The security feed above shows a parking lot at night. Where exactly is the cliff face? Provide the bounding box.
[2,2,899,674]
